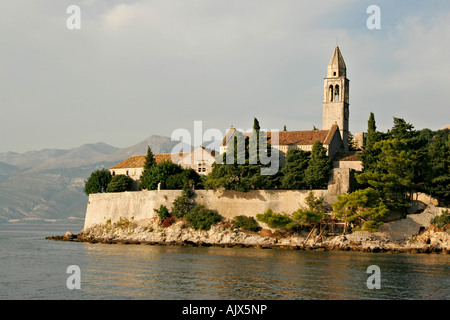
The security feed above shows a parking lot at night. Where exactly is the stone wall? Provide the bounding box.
[83,168,351,230]
[84,189,328,230]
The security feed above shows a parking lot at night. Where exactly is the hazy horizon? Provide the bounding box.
[1,0,449,153]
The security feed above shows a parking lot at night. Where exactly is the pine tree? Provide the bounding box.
[425,131,450,205]
[356,139,414,211]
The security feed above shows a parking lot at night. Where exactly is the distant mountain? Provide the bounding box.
[103,135,191,164]
[0,135,191,224]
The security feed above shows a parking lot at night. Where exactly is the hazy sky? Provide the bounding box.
[1,0,449,153]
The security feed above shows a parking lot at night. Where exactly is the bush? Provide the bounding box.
[162,216,177,228]
[291,191,326,227]
[430,209,450,231]
[232,215,261,232]
[256,209,293,229]
[154,205,170,223]
[184,204,222,230]
[106,174,135,193]
[171,189,195,218]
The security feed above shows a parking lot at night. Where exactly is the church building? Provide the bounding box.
[220,46,352,163]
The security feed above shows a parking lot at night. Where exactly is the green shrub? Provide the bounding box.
[184,204,222,230]
[154,205,170,223]
[232,215,261,232]
[256,209,293,229]
[430,209,450,231]
[171,189,195,218]
[291,191,326,227]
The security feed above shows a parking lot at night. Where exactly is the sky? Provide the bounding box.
[1,0,449,153]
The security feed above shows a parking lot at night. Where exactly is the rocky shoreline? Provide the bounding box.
[46,216,450,254]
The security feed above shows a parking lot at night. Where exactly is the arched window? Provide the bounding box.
[329,85,334,102]
[334,85,339,102]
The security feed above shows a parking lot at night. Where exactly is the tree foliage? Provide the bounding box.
[140,160,184,190]
[84,169,112,195]
[205,121,280,192]
[304,141,332,189]
[171,188,195,218]
[139,146,157,190]
[291,191,326,227]
[106,174,134,193]
[356,139,414,210]
[332,188,390,232]
[280,149,309,189]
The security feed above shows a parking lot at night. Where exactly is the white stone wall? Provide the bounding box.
[84,189,328,230]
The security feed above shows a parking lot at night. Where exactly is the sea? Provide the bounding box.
[0,223,449,301]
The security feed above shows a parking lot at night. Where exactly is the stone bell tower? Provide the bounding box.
[322,46,349,151]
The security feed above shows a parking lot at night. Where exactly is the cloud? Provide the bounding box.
[0,1,448,152]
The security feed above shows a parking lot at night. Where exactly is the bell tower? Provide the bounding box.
[322,46,349,151]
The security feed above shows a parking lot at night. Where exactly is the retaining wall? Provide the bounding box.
[84,189,328,230]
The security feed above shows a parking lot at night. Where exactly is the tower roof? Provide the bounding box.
[327,46,346,77]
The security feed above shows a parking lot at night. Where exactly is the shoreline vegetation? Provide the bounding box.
[47,208,450,255]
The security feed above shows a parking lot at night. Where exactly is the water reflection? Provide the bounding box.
[80,243,450,300]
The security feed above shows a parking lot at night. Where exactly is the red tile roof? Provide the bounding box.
[110,153,184,169]
[221,124,339,147]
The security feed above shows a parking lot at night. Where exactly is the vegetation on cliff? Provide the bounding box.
[356,114,450,209]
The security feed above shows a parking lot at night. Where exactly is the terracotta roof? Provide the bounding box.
[110,153,184,169]
[221,124,340,147]
[268,124,339,146]
[333,151,362,161]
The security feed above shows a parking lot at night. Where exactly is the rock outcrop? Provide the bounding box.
[48,206,450,254]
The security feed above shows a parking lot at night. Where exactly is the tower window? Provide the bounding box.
[333,72,336,76]
[334,85,339,102]
[329,85,334,102]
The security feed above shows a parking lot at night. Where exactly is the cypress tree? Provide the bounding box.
[304,141,332,189]
[143,145,156,170]
[139,146,157,189]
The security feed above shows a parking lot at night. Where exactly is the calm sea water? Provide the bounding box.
[0,223,448,300]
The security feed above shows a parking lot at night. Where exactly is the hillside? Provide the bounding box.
[0,135,190,224]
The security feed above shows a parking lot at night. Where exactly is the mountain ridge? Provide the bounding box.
[0,135,191,224]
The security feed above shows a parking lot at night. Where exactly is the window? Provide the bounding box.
[126,170,129,176]
[333,72,336,76]
[112,171,115,176]
[334,85,339,102]
[329,85,334,102]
